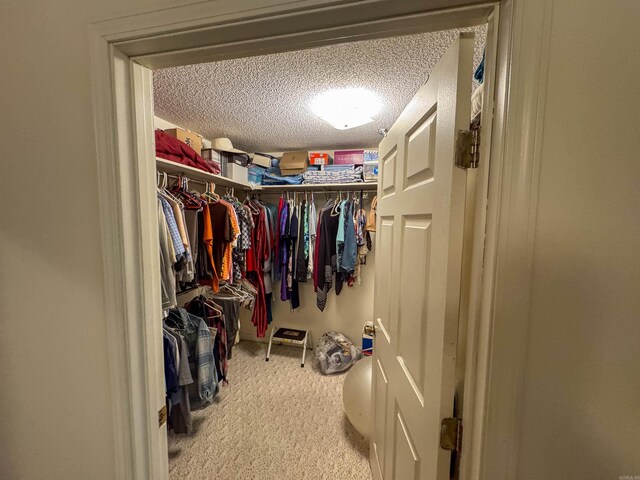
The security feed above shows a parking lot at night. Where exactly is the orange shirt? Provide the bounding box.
[200,203,219,292]
[219,200,240,281]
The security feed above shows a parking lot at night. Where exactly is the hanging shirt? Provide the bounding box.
[163,332,181,406]
[208,201,234,279]
[316,200,340,311]
[198,204,219,292]
[158,194,186,261]
[342,200,358,274]
[261,204,274,295]
[279,200,290,301]
[294,200,308,283]
[219,199,240,281]
[165,308,217,405]
[158,198,177,308]
[308,200,317,280]
[246,203,269,337]
[289,205,300,309]
[335,200,349,295]
[184,209,200,273]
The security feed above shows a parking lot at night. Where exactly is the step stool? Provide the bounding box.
[265,327,309,368]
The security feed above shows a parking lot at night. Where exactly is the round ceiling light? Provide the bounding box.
[310,88,381,130]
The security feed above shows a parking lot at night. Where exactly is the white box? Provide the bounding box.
[226,163,248,183]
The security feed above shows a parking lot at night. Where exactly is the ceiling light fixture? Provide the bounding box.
[310,88,381,130]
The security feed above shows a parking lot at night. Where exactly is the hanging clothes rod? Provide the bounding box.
[161,172,207,186]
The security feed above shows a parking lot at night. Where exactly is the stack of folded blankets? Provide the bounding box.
[262,166,304,185]
[302,165,363,184]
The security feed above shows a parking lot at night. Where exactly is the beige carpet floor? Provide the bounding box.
[168,341,372,480]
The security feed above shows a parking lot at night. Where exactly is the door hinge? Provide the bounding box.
[158,405,167,428]
[440,417,462,452]
[455,128,480,169]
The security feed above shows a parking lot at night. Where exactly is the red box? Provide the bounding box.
[334,149,364,165]
[309,152,331,165]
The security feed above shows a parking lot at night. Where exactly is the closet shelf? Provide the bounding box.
[156,158,256,190]
[259,182,378,192]
[156,158,378,192]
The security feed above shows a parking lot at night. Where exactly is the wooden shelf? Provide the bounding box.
[259,182,378,192]
[156,158,256,190]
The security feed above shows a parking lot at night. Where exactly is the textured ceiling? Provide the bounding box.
[153,26,486,153]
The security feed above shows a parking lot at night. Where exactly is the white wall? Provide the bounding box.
[154,115,180,131]
[0,1,199,480]
[516,1,640,478]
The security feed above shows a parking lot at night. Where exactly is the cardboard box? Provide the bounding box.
[309,152,332,165]
[164,127,203,153]
[252,153,272,168]
[280,151,308,175]
[334,149,364,165]
[201,148,221,171]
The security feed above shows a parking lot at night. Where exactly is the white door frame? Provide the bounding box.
[88,1,552,478]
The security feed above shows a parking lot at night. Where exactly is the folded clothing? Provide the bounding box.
[155,129,220,175]
[262,166,304,185]
[303,166,363,184]
[248,164,266,184]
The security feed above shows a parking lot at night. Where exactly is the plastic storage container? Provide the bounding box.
[363,161,378,182]
[248,164,266,184]
[363,150,379,162]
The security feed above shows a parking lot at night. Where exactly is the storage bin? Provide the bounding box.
[363,150,379,162]
[363,161,378,182]
[226,163,248,183]
[201,148,222,171]
[309,152,332,165]
[334,149,364,165]
[220,151,249,167]
[248,164,266,184]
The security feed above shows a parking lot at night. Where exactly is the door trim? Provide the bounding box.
[88,1,551,478]
[465,1,554,478]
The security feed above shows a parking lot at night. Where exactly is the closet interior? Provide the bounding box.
[150,25,486,480]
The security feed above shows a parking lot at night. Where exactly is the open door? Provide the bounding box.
[369,33,473,480]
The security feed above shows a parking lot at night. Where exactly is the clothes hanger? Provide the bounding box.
[203,297,224,317]
[330,192,341,216]
[203,181,220,202]
[218,282,251,302]
[169,176,201,208]
[244,193,260,214]
[194,286,224,316]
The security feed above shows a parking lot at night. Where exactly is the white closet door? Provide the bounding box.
[369,33,473,480]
